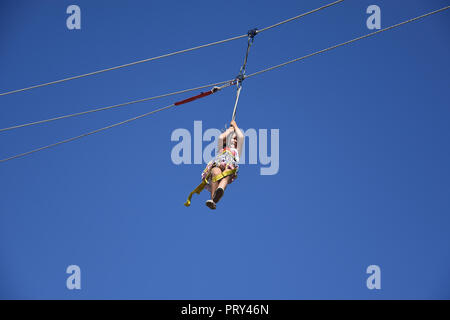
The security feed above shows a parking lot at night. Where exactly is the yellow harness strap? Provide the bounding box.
[212,168,237,182]
[184,168,237,207]
[184,178,209,207]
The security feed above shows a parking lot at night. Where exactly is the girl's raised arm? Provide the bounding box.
[230,120,244,157]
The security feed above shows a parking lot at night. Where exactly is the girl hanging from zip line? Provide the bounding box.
[184,119,244,209]
[202,120,244,209]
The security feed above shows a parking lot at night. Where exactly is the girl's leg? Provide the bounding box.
[218,175,231,191]
[212,175,230,204]
[209,167,222,200]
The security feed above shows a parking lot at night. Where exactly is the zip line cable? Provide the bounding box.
[0,0,345,97]
[0,6,448,163]
[0,35,245,97]
[245,6,450,80]
[0,103,176,163]
[0,83,233,163]
[257,0,344,33]
[0,79,233,132]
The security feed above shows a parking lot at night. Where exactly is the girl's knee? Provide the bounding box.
[211,167,222,175]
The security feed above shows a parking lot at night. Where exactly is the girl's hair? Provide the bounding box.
[221,125,228,149]
[221,125,236,149]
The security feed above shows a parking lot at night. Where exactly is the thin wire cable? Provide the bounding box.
[0,103,176,163]
[0,79,233,132]
[246,6,450,79]
[0,36,246,97]
[238,35,255,77]
[231,85,242,121]
[0,0,345,97]
[257,0,345,33]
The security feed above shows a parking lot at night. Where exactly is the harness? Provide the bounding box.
[184,149,238,207]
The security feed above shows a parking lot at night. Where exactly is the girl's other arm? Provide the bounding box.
[218,127,234,151]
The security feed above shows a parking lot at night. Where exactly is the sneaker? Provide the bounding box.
[205,200,216,210]
[213,187,224,203]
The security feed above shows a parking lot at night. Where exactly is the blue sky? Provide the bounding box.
[0,0,449,299]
